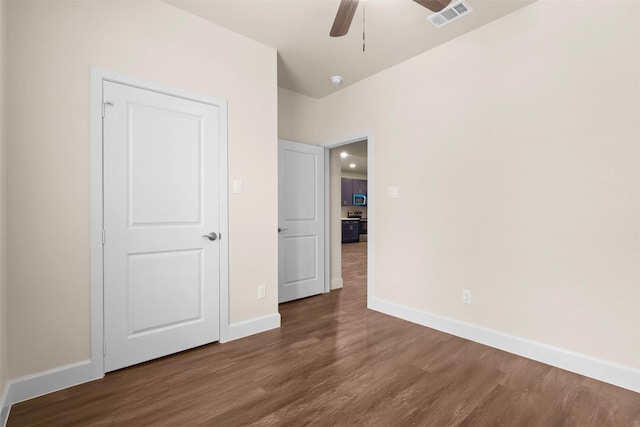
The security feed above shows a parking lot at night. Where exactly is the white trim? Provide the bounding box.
[323,148,331,293]
[365,136,374,308]
[330,278,344,290]
[1,407,8,427]
[221,313,281,343]
[369,297,640,393]
[1,384,10,427]
[2,360,97,409]
[217,86,231,344]
[89,68,105,381]
[320,133,371,149]
[90,67,231,364]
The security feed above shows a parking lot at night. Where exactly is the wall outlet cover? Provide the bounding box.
[463,289,472,304]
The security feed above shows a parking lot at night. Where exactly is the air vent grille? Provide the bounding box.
[441,8,458,21]
[427,0,473,28]
[453,3,469,15]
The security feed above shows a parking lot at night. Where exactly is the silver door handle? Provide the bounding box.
[278,228,288,233]
[202,232,218,241]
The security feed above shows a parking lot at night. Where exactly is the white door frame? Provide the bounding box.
[322,133,373,308]
[89,67,229,376]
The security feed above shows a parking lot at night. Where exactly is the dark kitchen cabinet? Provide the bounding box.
[342,220,360,243]
[341,178,353,206]
[342,177,367,206]
[352,179,367,196]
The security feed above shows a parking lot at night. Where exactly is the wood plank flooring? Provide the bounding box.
[8,241,640,426]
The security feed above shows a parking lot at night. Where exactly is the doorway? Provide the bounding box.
[275,136,371,308]
[329,139,369,300]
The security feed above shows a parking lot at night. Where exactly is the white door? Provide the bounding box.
[278,140,325,303]
[103,81,221,372]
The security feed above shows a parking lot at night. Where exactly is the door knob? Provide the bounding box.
[202,232,218,241]
[278,228,288,233]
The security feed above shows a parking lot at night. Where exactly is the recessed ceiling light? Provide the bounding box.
[340,152,348,158]
[349,163,356,168]
[330,75,343,85]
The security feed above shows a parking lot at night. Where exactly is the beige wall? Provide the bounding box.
[0,0,7,401]
[6,1,278,379]
[282,0,640,369]
[278,87,321,145]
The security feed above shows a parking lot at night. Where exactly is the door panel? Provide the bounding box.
[129,105,202,225]
[104,81,220,372]
[285,236,318,283]
[278,140,325,303]
[128,250,202,334]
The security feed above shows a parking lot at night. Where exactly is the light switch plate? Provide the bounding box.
[463,289,472,304]
[388,186,398,198]
[233,179,243,194]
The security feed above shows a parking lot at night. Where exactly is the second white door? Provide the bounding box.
[103,80,223,372]
[278,140,325,303]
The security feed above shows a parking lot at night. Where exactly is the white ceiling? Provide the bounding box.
[168,0,536,99]
[337,139,368,175]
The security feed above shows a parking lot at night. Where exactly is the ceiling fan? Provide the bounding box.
[330,0,452,37]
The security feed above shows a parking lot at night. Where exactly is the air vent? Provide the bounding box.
[427,0,473,28]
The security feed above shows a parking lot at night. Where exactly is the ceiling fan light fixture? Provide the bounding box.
[330,75,344,85]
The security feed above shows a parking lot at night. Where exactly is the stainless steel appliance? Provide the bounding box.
[347,211,367,238]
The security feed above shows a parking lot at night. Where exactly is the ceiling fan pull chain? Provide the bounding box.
[362,2,366,52]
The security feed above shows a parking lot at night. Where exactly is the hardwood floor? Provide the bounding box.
[8,241,640,426]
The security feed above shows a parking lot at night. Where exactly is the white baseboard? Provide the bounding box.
[1,359,102,426]
[221,313,281,343]
[331,278,343,290]
[369,297,640,393]
[4,360,101,407]
[1,384,9,427]
[1,314,281,423]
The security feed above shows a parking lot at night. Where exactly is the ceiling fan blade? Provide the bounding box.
[412,0,451,13]
[330,0,359,37]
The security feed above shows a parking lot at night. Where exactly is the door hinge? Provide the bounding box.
[102,101,113,118]
[102,229,106,245]
[103,340,107,356]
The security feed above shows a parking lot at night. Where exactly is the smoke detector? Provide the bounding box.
[428,0,473,28]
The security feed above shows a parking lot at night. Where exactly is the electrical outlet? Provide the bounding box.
[462,289,472,305]
[258,285,266,299]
